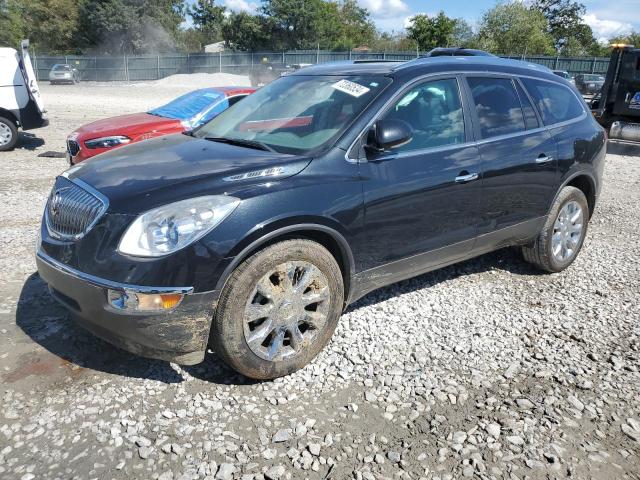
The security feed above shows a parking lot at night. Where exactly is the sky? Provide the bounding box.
[189,0,639,42]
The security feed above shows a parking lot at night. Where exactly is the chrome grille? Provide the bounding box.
[45,177,108,240]
[67,140,80,156]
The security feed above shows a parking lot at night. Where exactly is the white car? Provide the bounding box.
[0,40,47,151]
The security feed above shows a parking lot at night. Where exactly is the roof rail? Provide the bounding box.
[352,59,403,64]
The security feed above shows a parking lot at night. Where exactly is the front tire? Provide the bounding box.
[522,186,589,272]
[0,116,18,151]
[211,239,344,380]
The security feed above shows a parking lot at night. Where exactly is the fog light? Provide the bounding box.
[108,290,184,311]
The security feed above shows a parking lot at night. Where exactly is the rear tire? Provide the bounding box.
[211,239,344,380]
[522,186,589,272]
[0,116,18,151]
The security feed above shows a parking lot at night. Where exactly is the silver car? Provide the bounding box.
[48,64,79,85]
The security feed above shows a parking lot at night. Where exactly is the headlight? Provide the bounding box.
[85,135,131,149]
[118,196,240,257]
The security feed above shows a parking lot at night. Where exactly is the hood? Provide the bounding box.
[71,112,180,140]
[66,133,310,214]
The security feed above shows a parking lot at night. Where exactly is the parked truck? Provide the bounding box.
[592,44,640,142]
[0,39,47,151]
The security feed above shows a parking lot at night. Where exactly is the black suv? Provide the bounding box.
[37,57,606,379]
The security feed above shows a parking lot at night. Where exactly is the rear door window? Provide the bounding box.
[520,78,585,125]
[467,77,526,139]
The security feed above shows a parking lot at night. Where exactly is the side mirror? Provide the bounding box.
[365,119,413,153]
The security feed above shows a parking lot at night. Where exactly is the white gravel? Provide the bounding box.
[151,73,251,88]
[0,82,639,480]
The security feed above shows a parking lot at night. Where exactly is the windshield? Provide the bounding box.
[195,74,392,155]
[149,89,228,125]
[53,64,71,71]
[583,74,604,81]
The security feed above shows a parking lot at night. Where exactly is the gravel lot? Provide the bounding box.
[1,82,639,480]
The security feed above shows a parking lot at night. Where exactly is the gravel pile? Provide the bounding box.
[0,84,639,480]
[151,73,251,88]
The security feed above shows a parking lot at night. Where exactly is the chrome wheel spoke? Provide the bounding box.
[554,218,562,231]
[245,303,273,321]
[246,319,274,348]
[293,265,321,294]
[569,222,583,234]
[567,235,579,248]
[301,285,329,306]
[305,311,327,330]
[256,276,279,301]
[288,325,305,352]
[569,208,582,224]
[266,328,285,360]
[276,262,296,293]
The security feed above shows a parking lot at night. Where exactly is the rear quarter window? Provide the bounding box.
[521,78,585,126]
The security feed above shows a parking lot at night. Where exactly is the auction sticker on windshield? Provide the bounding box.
[332,79,370,97]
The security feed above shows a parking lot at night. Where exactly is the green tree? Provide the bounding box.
[24,0,80,53]
[451,18,475,47]
[0,0,80,53]
[0,0,24,49]
[222,11,273,51]
[176,27,207,52]
[532,0,599,55]
[476,2,555,55]
[190,0,226,45]
[261,0,327,50]
[333,0,376,50]
[370,31,417,52]
[75,0,186,54]
[406,12,457,50]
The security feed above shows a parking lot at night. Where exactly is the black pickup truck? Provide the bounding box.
[592,44,640,142]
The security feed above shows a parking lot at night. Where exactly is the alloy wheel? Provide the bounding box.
[243,261,330,362]
[552,200,584,262]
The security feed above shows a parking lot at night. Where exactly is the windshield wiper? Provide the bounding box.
[204,136,275,152]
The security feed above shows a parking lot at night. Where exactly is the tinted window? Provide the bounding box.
[468,77,525,138]
[514,81,539,129]
[521,78,585,125]
[382,78,465,152]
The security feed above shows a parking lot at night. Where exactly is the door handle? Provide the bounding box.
[455,172,479,183]
[535,154,553,164]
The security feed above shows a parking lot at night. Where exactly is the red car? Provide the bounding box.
[66,86,255,164]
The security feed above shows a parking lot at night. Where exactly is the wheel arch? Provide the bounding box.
[551,171,597,218]
[0,108,19,127]
[214,222,355,305]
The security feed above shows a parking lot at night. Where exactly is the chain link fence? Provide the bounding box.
[32,50,610,83]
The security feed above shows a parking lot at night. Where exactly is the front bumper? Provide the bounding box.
[36,250,218,365]
[50,75,73,82]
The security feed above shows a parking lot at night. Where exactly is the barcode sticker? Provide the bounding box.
[332,79,370,97]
